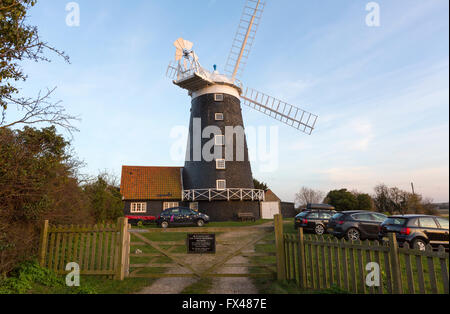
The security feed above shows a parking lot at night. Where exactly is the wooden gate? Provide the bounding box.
[39,218,131,280]
[126,225,277,279]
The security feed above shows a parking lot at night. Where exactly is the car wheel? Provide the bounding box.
[197,219,205,227]
[161,221,169,229]
[413,238,427,251]
[346,228,360,241]
[315,224,325,236]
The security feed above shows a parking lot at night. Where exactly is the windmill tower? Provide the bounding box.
[166,0,318,221]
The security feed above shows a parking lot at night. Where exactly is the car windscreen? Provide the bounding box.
[437,217,449,229]
[384,217,407,226]
[297,212,309,217]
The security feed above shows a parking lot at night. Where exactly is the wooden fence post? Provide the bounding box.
[38,220,49,267]
[115,217,128,281]
[274,214,286,281]
[124,224,131,278]
[388,232,403,294]
[297,227,306,288]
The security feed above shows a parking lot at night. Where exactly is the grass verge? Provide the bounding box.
[0,260,155,294]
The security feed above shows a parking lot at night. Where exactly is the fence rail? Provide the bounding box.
[280,226,449,294]
[182,188,265,202]
[38,218,130,280]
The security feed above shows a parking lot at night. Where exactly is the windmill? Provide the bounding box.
[166,0,318,221]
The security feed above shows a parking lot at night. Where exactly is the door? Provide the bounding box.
[419,217,444,244]
[306,212,320,229]
[351,213,380,239]
[261,202,280,219]
[169,208,183,225]
[319,211,332,227]
[180,208,195,225]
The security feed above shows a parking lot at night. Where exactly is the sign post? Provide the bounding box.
[187,234,216,254]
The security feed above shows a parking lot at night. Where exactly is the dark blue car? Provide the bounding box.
[156,207,210,229]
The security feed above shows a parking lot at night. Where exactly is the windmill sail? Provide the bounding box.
[224,0,266,81]
[241,86,318,135]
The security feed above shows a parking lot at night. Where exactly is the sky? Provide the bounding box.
[9,0,449,202]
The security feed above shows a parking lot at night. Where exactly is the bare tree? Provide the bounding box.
[1,0,78,134]
[0,88,79,134]
[295,187,325,207]
[373,183,436,215]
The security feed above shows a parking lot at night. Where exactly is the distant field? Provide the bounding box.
[438,208,449,217]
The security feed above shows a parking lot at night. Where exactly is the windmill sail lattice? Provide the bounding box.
[224,0,266,80]
[241,87,318,135]
[167,1,318,136]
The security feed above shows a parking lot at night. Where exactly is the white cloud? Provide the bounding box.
[349,119,374,151]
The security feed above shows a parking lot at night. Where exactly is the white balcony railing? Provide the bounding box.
[182,188,265,202]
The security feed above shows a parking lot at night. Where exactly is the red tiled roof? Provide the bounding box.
[265,189,281,202]
[120,166,183,200]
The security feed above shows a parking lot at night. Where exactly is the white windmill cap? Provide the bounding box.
[207,70,234,85]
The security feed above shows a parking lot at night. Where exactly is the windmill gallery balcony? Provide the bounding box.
[182,188,265,202]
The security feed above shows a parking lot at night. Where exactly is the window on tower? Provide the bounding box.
[216,180,227,191]
[215,135,225,146]
[215,113,224,121]
[214,94,224,102]
[216,159,226,170]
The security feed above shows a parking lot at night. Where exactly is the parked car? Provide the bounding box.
[126,215,156,226]
[156,207,210,228]
[305,204,336,211]
[378,215,449,251]
[327,211,388,241]
[294,207,336,235]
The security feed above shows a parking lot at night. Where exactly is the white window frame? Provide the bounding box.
[130,202,147,213]
[214,94,224,102]
[215,135,225,146]
[163,202,179,210]
[216,159,226,170]
[190,202,199,211]
[215,113,224,121]
[216,180,226,191]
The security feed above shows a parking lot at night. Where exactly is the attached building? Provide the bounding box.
[120,166,294,221]
[121,166,185,217]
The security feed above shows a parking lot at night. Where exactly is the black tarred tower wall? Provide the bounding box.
[182,91,260,221]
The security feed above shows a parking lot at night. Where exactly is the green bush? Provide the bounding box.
[0,261,60,294]
[0,261,96,294]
